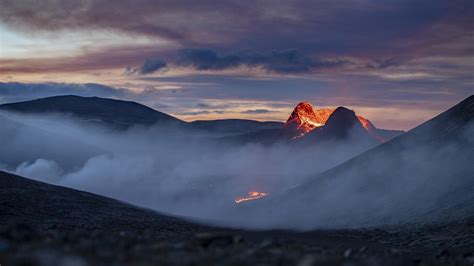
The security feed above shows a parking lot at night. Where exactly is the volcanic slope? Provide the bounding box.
[251,95,474,229]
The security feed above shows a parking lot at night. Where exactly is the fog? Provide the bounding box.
[239,116,474,229]
[1,110,472,230]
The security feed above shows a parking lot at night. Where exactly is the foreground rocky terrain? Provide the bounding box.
[1,171,473,266]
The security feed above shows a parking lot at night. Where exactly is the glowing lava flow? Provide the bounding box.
[234,191,269,204]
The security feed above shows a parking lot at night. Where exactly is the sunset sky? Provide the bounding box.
[0,0,473,130]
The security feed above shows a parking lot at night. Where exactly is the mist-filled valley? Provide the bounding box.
[0,111,377,222]
[1,95,472,230]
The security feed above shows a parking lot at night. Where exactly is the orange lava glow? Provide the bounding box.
[234,191,269,204]
[357,115,371,131]
[284,102,387,142]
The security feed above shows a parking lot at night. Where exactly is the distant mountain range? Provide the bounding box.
[0,95,403,143]
[301,106,379,146]
[190,119,283,136]
[0,95,283,136]
[221,101,405,146]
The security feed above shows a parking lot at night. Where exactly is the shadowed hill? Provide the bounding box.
[3,171,473,265]
[0,96,283,135]
[0,95,185,129]
[303,107,378,145]
[0,170,203,233]
[190,119,283,136]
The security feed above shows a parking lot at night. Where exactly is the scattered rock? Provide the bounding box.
[389,248,400,254]
[194,232,242,248]
[0,238,10,252]
[297,254,316,266]
[412,258,422,265]
[15,249,89,266]
[465,254,474,263]
[436,249,450,258]
[343,248,352,258]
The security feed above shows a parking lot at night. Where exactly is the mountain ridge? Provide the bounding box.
[0,95,185,129]
[0,95,404,142]
[283,101,403,141]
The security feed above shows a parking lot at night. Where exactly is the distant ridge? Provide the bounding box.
[0,95,283,135]
[0,95,404,141]
[190,119,283,135]
[0,95,185,129]
[306,106,378,144]
[283,101,403,141]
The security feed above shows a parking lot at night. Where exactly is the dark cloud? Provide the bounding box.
[1,45,167,74]
[177,110,228,116]
[241,109,274,114]
[125,58,167,75]
[177,49,241,70]
[1,0,472,57]
[1,0,472,79]
[367,58,404,69]
[196,103,211,108]
[139,58,167,74]
[148,48,348,73]
[195,103,233,109]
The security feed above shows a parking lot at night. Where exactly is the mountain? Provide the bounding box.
[0,96,284,135]
[190,119,283,136]
[225,101,403,145]
[217,128,283,146]
[0,95,403,144]
[283,102,327,137]
[0,95,185,129]
[249,95,474,228]
[303,107,379,145]
[283,101,403,141]
[357,116,405,142]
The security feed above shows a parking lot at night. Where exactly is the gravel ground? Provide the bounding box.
[1,171,473,266]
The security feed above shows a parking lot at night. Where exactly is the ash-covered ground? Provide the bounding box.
[1,171,473,266]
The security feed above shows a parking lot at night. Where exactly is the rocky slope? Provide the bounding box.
[1,170,473,266]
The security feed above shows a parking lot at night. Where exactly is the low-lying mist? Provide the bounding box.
[1,111,472,230]
[0,112,371,218]
[239,115,474,230]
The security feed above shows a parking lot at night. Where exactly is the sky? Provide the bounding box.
[0,0,473,130]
